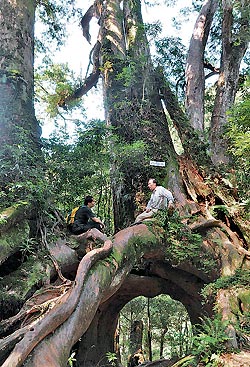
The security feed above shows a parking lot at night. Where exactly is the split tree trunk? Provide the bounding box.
[100,0,187,230]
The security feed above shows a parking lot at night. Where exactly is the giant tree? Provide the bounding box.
[0,0,43,206]
[0,1,250,367]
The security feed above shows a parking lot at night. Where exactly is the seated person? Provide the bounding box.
[71,195,105,235]
[134,178,174,223]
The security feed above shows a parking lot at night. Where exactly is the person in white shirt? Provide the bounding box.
[134,178,174,223]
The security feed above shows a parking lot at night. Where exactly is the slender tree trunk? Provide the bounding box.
[128,320,145,366]
[210,0,250,164]
[159,327,167,359]
[185,0,218,134]
[147,298,152,361]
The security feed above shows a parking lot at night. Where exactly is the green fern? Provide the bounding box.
[191,316,230,366]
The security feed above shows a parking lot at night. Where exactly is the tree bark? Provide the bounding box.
[210,0,250,164]
[159,326,167,359]
[0,0,42,204]
[185,0,218,134]
[128,320,145,366]
[147,298,152,361]
[18,226,157,367]
[100,0,188,230]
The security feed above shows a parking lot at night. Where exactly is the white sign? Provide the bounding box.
[150,160,166,167]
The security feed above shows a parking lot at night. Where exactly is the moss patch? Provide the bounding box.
[0,201,30,233]
[202,269,250,299]
[0,220,30,264]
[0,254,49,318]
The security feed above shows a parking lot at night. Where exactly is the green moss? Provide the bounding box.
[238,290,250,310]
[202,269,250,298]
[146,210,214,272]
[0,201,30,233]
[0,69,24,85]
[0,220,30,261]
[110,246,123,263]
[86,232,159,281]
[0,255,48,320]
[0,255,49,304]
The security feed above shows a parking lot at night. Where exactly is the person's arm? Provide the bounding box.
[164,189,174,206]
[87,208,105,228]
[146,193,154,211]
[162,188,175,214]
[92,216,105,228]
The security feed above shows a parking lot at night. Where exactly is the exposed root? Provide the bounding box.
[40,224,70,283]
[1,239,113,367]
[0,284,69,336]
[189,217,250,260]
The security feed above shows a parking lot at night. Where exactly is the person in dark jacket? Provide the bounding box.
[71,196,105,235]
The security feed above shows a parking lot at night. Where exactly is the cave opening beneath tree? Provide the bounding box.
[118,295,192,365]
[73,288,193,367]
[69,249,213,367]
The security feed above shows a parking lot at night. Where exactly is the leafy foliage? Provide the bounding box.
[190,316,230,367]
[36,0,81,49]
[106,352,117,366]
[154,37,187,98]
[165,214,201,263]
[67,351,76,367]
[151,210,214,272]
[174,315,231,367]
[35,63,83,118]
[226,78,250,200]
[19,238,38,260]
[110,137,149,185]
[42,119,113,232]
[0,128,46,210]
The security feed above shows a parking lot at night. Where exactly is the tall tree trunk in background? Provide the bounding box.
[159,326,167,359]
[210,0,250,165]
[0,0,42,205]
[147,298,152,361]
[128,320,145,366]
[185,0,218,135]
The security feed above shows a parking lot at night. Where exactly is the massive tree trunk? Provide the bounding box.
[0,0,42,205]
[100,0,184,230]
[0,1,250,367]
[1,215,249,366]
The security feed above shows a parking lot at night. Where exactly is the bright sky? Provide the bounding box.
[40,0,196,138]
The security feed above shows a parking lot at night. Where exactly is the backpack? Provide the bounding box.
[65,206,79,229]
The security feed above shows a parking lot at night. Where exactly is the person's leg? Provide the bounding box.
[88,221,103,232]
[134,210,154,223]
[71,222,88,235]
